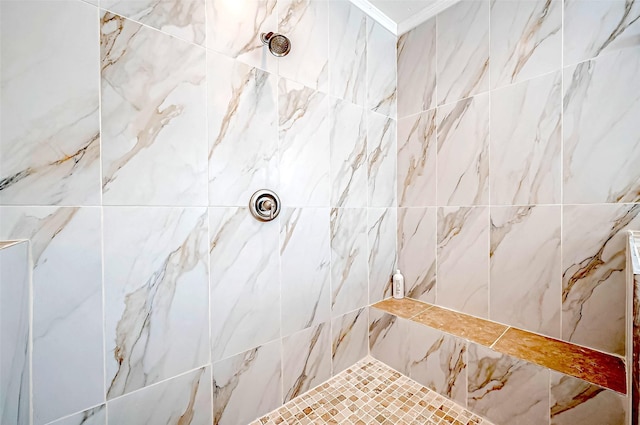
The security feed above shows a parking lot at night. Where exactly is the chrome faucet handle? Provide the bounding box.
[249,190,281,222]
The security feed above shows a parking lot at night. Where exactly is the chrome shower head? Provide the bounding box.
[261,32,291,57]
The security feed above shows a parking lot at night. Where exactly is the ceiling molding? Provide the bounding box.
[348,0,397,35]
[396,0,461,35]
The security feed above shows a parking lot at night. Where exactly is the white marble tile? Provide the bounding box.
[208,52,278,207]
[564,0,640,66]
[490,0,561,89]
[562,204,640,355]
[213,341,282,425]
[277,0,328,92]
[468,344,549,425]
[408,322,467,407]
[206,0,278,73]
[550,373,626,425]
[278,78,330,207]
[330,98,367,208]
[563,48,640,204]
[47,405,105,425]
[0,208,103,425]
[397,18,436,117]
[437,207,489,318]
[329,1,367,106]
[331,308,368,375]
[101,13,207,206]
[490,206,561,337]
[368,208,397,304]
[398,109,437,208]
[0,1,100,206]
[104,207,209,398]
[282,322,332,402]
[398,207,436,302]
[209,208,279,362]
[367,20,397,117]
[369,308,410,376]
[108,367,211,425]
[491,71,562,205]
[0,241,30,425]
[368,111,397,208]
[437,94,489,206]
[101,0,205,45]
[437,0,490,106]
[280,208,330,336]
[330,208,368,317]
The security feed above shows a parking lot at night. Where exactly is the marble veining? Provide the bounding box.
[490,205,561,337]
[0,1,100,206]
[368,111,397,208]
[209,208,279,362]
[367,20,397,117]
[212,341,281,425]
[368,208,396,304]
[47,405,105,425]
[490,71,561,205]
[104,207,209,398]
[101,13,207,206]
[369,308,410,376]
[490,0,561,89]
[398,207,437,302]
[331,308,368,375]
[562,204,640,355]
[208,52,278,207]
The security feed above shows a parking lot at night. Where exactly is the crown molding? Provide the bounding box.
[348,0,398,35]
[397,0,461,35]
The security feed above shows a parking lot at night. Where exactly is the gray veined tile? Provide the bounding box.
[101,0,206,45]
[330,208,368,317]
[331,308,368,375]
[209,207,280,362]
[280,208,331,336]
[397,109,437,207]
[46,405,105,425]
[408,322,467,407]
[0,1,100,206]
[108,366,212,425]
[562,204,640,355]
[467,344,549,425]
[213,341,282,425]
[368,208,396,304]
[398,207,436,303]
[330,99,367,208]
[0,242,30,425]
[367,19,397,118]
[550,372,627,425]
[490,206,561,338]
[282,322,332,402]
[329,1,367,106]
[491,71,562,205]
[397,18,437,117]
[0,207,104,425]
[564,0,640,66]
[437,0,490,106]
[206,0,278,73]
[100,13,207,206]
[437,94,490,207]
[104,207,209,399]
[278,78,330,207]
[490,0,561,89]
[278,0,328,92]
[369,308,410,376]
[208,52,278,207]
[437,206,489,318]
[368,111,397,208]
[563,47,640,204]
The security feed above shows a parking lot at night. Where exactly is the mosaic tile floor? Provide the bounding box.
[251,357,494,425]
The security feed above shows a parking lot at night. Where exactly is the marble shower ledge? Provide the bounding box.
[371,298,626,394]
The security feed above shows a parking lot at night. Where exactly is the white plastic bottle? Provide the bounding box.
[392,269,405,299]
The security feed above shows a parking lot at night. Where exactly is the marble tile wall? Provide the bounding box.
[0,0,397,423]
[396,0,640,357]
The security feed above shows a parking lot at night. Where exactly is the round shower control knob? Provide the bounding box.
[249,189,281,222]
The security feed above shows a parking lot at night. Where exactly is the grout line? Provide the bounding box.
[489,327,511,349]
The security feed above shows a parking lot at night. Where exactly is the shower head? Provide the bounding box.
[261,32,291,57]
